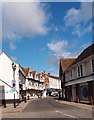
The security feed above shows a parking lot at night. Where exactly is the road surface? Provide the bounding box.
[2,97,93,119]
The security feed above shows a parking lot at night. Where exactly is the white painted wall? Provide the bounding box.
[49,76,61,90]
[0,53,20,100]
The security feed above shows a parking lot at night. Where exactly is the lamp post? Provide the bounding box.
[12,62,16,108]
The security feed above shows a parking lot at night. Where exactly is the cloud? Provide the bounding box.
[64,8,81,27]
[9,42,16,50]
[47,40,72,69]
[47,40,71,58]
[11,56,17,62]
[64,2,92,37]
[50,24,59,32]
[2,2,49,41]
[47,54,59,68]
[47,40,91,71]
[40,48,45,52]
[72,23,92,37]
[80,43,91,50]
[47,54,60,76]
[47,39,89,61]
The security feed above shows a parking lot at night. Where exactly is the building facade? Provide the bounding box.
[59,44,94,104]
[48,74,61,91]
[0,52,26,104]
[0,52,20,103]
[22,68,45,97]
[43,73,61,95]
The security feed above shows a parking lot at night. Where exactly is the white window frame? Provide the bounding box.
[77,64,83,78]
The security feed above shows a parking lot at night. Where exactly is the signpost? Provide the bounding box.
[12,62,16,108]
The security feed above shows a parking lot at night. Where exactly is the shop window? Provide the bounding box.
[80,84,88,101]
[92,59,94,73]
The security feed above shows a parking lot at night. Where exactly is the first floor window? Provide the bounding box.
[70,70,72,79]
[78,66,80,77]
[92,59,94,73]
[80,64,83,77]
[77,64,83,78]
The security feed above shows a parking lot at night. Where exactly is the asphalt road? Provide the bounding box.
[23,97,76,112]
[2,97,93,119]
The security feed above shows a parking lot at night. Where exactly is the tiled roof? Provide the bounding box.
[41,72,45,77]
[47,74,59,79]
[19,65,26,77]
[60,58,75,73]
[22,68,30,76]
[45,75,49,84]
[32,71,36,79]
[69,43,94,67]
[38,73,40,80]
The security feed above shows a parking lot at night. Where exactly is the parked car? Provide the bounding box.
[51,92,59,97]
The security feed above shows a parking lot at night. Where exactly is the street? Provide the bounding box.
[2,97,93,119]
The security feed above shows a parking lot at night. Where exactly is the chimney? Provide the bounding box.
[48,73,50,75]
[43,70,45,73]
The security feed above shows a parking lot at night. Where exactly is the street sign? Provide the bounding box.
[12,80,16,90]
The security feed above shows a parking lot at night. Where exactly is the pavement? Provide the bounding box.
[1,98,37,114]
[56,99,93,111]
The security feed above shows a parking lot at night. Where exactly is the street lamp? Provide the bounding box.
[12,62,16,108]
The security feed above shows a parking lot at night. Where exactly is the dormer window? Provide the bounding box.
[30,72,32,76]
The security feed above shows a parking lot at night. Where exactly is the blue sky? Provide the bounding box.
[2,2,92,76]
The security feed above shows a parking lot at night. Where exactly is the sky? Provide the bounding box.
[1,2,92,76]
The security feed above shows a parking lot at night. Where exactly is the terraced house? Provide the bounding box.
[22,68,45,97]
[60,43,94,104]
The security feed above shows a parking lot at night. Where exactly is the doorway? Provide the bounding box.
[72,85,76,102]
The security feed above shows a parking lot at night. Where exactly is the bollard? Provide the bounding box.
[14,93,16,108]
[27,95,30,100]
[4,100,6,108]
[24,96,27,103]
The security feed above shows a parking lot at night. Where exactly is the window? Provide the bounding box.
[30,72,32,76]
[70,70,72,79]
[92,59,94,73]
[32,82,34,86]
[29,81,31,85]
[77,64,83,78]
[78,66,80,77]
[80,65,83,77]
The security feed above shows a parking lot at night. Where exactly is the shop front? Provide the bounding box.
[79,83,89,103]
[79,81,94,104]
